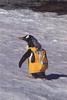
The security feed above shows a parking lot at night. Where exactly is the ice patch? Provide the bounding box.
[52,39,58,43]
[43,12,57,17]
[0,9,8,15]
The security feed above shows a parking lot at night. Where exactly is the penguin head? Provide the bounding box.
[19,35,41,49]
[19,35,35,47]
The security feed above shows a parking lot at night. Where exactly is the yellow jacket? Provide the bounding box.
[28,47,48,74]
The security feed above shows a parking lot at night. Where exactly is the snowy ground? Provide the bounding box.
[0,8,67,100]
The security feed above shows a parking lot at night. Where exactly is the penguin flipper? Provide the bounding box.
[19,49,31,68]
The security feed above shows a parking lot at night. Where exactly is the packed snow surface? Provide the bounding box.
[0,8,67,100]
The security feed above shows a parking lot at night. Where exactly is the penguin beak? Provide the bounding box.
[18,36,25,40]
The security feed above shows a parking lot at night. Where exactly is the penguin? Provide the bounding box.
[18,35,47,79]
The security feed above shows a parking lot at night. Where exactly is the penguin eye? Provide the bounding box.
[26,35,29,39]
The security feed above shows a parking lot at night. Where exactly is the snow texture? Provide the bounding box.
[0,8,67,100]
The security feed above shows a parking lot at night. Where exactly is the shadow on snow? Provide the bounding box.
[46,73,67,80]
